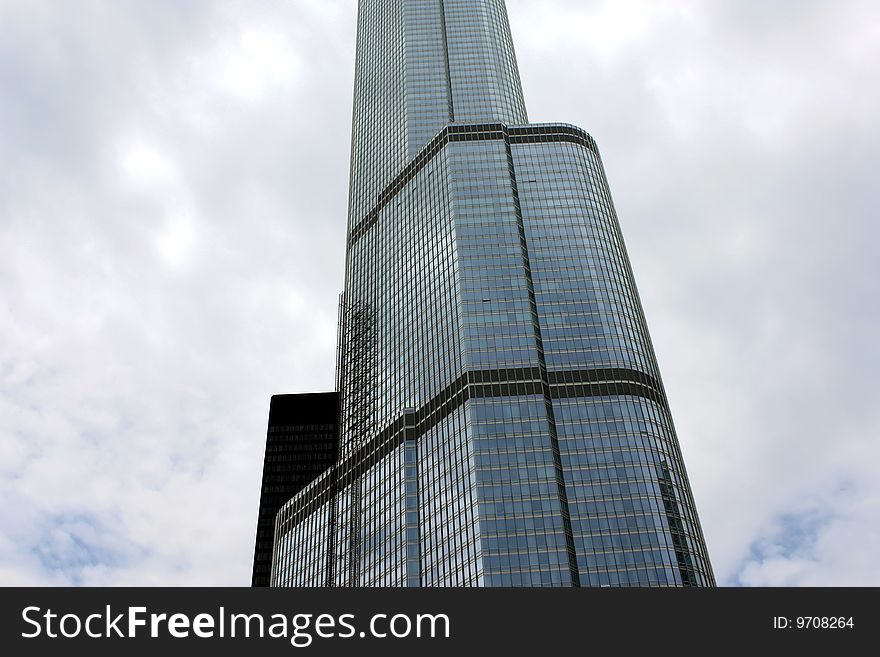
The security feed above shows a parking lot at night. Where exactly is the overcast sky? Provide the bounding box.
[1,0,878,586]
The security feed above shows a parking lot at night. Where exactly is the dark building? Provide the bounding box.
[250,392,338,587]
[267,0,714,587]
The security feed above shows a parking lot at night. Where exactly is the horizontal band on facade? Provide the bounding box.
[346,123,599,251]
[275,365,667,536]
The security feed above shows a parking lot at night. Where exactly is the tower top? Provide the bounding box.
[348,0,528,225]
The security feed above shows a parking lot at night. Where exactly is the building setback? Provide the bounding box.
[266,0,714,587]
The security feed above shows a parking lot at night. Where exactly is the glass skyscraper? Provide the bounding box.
[268,0,714,587]
[251,393,339,586]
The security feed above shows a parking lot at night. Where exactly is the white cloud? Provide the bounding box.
[0,0,350,586]
[120,142,177,185]
[215,27,303,101]
[517,0,661,60]
[155,214,198,269]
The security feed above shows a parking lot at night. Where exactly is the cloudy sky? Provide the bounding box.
[1,0,878,586]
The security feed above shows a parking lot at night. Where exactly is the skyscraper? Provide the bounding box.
[268,0,714,587]
[251,393,338,586]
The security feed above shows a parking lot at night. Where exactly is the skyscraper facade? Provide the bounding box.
[269,0,714,587]
[251,393,338,586]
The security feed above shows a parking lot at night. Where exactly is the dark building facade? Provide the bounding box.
[251,392,338,586]
[267,0,714,587]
